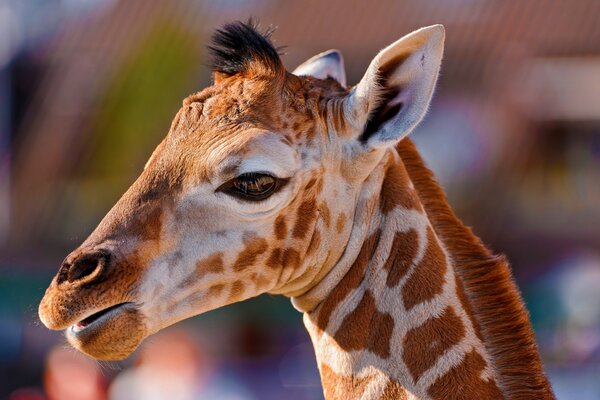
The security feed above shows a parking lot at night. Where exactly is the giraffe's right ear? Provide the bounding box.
[344,25,444,149]
[292,50,347,87]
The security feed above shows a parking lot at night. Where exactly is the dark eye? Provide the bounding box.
[219,172,288,201]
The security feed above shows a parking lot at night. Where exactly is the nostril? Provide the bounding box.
[57,251,110,285]
[69,256,99,282]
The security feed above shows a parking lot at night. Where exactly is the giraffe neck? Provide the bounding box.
[298,140,554,400]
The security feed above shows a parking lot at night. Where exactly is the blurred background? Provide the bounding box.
[1,0,599,399]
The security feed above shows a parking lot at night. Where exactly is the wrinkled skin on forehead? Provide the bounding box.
[39,59,363,359]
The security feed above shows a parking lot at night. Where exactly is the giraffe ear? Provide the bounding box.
[345,25,444,148]
[292,50,347,87]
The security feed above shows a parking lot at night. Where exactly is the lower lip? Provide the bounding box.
[70,303,131,335]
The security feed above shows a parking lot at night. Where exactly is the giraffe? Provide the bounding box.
[39,21,555,399]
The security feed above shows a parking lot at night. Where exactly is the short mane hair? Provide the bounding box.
[208,19,283,76]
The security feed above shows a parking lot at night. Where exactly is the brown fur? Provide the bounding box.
[402,306,465,382]
[195,252,225,279]
[274,215,288,240]
[320,363,372,399]
[316,231,380,332]
[381,380,409,399]
[401,227,447,311]
[428,349,503,399]
[333,290,394,358]
[207,284,224,299]
[379,156,421,214]
[397,138,555,398]
[228,280,245,302]
[232,236,268,272]
[293,198,318,238]
[384,229,419,287]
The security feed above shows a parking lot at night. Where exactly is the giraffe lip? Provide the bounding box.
[70,302,132,334]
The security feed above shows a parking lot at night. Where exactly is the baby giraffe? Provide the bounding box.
[39,21,554,399]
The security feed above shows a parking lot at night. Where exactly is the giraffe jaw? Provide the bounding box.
[65,302,148,360]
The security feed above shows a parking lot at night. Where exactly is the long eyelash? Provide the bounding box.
[218,172,288,202]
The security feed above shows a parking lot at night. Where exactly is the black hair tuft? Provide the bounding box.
[208,19,283,76]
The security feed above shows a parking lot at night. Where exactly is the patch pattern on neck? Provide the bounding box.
[304,156,502,400]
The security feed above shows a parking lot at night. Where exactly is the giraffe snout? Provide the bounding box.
[56,250,111,286]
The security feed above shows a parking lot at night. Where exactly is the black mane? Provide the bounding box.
[208,20,283,75]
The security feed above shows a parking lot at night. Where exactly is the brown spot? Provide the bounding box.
[274,215,287,240]
[381,380,408,399]
[293,199,317,238]
[403,306,465,382]
[370,310,394,358]
[384,229,419,287]
[196,252,224,280]
[336,213,346,234]
[333,290,393,358]
[134,206,163,241]
[282,248,301,270]
[319,203,331,227]
[402,228,447,311]
[380,158,420,214]
[455,274,484,342]
[265,247,301,271]
[428,349,503,400]
[292,121,301,131]
[320,363,371,399]
[232,237,268,272]
[207,284,224,299]
[266,248,282,270]
[228,280,245,302]
[316,231,380,331]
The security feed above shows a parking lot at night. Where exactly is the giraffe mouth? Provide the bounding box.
[70,302,132,334]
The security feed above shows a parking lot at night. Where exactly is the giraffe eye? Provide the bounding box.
[219,172,288,201]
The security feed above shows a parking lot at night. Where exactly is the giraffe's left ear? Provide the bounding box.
[292,50,347,87]
[345,25,444,148]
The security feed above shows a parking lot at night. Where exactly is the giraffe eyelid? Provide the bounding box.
[217,172,291,202]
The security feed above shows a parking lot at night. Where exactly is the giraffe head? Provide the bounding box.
[39,21,444,360]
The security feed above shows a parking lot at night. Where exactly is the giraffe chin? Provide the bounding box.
[65,304,147,361]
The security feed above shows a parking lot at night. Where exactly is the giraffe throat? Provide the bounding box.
[298,145,504,400]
